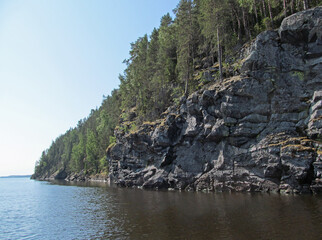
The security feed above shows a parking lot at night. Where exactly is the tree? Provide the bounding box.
[283,0,287,18]
[120,35,150,120]
[155,14,177,112]
[145,28,160,120]
[238,0,253,39]
[70,133,85,172]
[85,130,99,174]
[175,0,199,96]
[199,0,233,80]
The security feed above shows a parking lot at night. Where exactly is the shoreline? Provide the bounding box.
[32,175,319,195]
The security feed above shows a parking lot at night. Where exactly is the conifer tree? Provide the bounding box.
[85,130,99,173]
[155,14,177,114]
[175,0,199,96]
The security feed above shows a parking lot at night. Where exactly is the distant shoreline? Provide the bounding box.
[0,175,31,178]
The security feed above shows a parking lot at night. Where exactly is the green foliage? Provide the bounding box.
[174,0,199,95]
[99,156,108,173]
[262,17,272,30]
[129,122,138,133]
[253,21,264,35]
[33,89,121,178]
[292,71,305,81]
[85,130,99,174]
[109,135,116,145]
[70,134,85,172]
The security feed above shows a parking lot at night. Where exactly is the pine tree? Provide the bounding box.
[85,130,99,174]
[155,14,177,115]
[175,0,199,96]
[199,0,234,80]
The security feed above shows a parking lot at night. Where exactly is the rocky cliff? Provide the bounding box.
[107,7,322,194]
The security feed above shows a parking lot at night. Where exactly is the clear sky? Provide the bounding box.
[0,0,179,176]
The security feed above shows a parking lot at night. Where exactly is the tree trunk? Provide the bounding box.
[268,0,274,27]
[259,0,263,16]
[296,0,301,11]
[237,15,242,41]
[231,9,238,38]
[161,76,165,116]
[184,1,193,97]
[262,0,267,17]
[283,0,287,18]
[242,7,252,40]
[184,69,189,96]
[290,0,294,14]
[254,0,258,23]
[231,5,242,41]
[303,0,309,9]
[217,27,223,81]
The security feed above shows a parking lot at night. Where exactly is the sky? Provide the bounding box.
[0,0,179,176]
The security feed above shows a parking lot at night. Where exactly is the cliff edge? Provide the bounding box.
[108,7,322,194]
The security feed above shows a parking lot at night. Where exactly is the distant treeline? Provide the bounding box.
[33,0,322,178]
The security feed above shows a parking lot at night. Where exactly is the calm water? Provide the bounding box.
[0,177,321,240]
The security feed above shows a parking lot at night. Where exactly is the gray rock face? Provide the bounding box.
[108,7,322,194]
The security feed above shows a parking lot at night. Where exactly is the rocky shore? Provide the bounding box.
[32,170,109,183]
[107,7,322,194]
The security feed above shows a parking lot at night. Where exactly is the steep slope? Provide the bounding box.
[108,7,322,194]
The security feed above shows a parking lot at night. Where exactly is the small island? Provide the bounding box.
[0,175,31,178]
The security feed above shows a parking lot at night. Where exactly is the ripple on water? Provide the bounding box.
[0,178,321,240]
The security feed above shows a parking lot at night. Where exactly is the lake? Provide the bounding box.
[0,177,321,240]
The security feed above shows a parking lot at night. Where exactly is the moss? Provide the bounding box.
[120,111,129,121]
[109,135,116,144]
[129,122,138,133]
[193,70,204,81]
[198,81,205,88]
[106,142,116,153]
[115,121,133,134]
[291,71,305,81]
[233,59,244,72]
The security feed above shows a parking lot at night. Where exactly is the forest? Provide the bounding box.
[33,0,322,178]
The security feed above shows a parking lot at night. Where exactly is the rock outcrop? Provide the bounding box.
[108,7,322,194]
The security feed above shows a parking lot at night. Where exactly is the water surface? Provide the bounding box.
[0,177,321,239]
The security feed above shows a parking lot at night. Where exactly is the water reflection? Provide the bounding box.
[1,178,321,240]
[39,181,322,239]
[51,179,321,240]
[102,188,322,240]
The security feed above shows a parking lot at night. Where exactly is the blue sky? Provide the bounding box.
[0,0,179,176]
